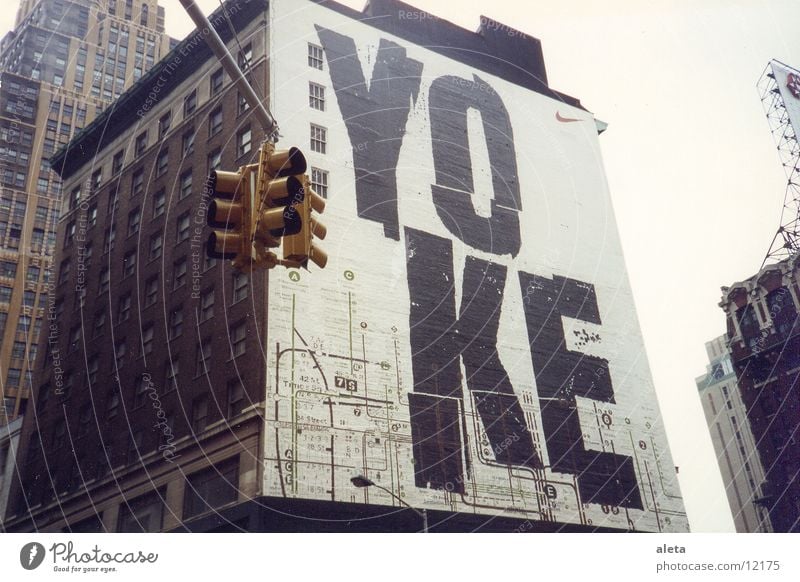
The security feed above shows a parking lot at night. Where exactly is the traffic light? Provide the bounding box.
[282,178,327,269]
[206,166,253,268]
[205,143,328,272]
[254,144,327,269]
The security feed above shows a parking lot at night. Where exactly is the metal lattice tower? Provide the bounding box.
[757,61,800,268]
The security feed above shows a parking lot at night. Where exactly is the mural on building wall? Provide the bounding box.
[264,0,687,531]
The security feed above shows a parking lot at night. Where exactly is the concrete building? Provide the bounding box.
[0,0,174,424]
[720,255,800,532]
[0,415,22,531]
[5,0,687,532]
[696,334,772,532]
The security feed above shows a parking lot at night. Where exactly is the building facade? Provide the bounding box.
[6,0,687,532]
[720,255,800,532]
[0,0,174,424]
[696,335,772,532]
[0,415,23,530]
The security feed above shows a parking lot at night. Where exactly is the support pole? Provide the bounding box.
[178,0,278,140]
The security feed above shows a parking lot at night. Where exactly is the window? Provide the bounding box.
[173,257,187,289]
[237,43,252,71]
[87,356,99,386]
[112,150,124,175]
[91,169,102,192]
[179,170,192,200]
[128,207,141,236]
[310,124,327,154]
[107,189,118,215]
[237,126,252,158]
[237,92,250,115]
[122,250,137,278]
[311,167,329,198]
[11,341,26,359]
[93,310,106,338]
[165,358,179,392]
[87,204,97,227]
[210,68,223,96]
[152,189,166,218]
[145,276,158,307]
[117,293,131,323]
[195,339,211,376]
[158,111,171,139]
[227,380,245,418]
[142,324,154,356]
[208,108,222,137]
[199,288,214,322]
[176,212,191,243]
[1,261,17,278]
[115,339,127,369]
[308,43,324,70]
[190,394,208,433]
[169,307,183,340]
[207,148,221,172]
[135,131,147,156]
[117,489,164,533]
[98,268,110,294]
[77,404,92,437]
[106,384,119,420]
[184,89,197,117]
[149,233,163,260]
[23,291,35,308]
[132,168,144,196]
[65,220,76,246]
[69,326,81,352]
[184,458,239,518]
[309,82,325,111]
[103,224,115,253]
[134,375,149,408]
[182,130,195,157]
[232,272,248,303]
[230,321,246,357]
[0,286,11,303]
[156,149,168,177]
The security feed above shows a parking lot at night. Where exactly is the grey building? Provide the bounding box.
[696,334,772,532]
[0,415,23,530]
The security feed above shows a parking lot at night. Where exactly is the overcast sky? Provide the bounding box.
[5,0,800,532]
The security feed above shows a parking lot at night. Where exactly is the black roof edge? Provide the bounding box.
[50,0,268,180]
[312,0,584,110]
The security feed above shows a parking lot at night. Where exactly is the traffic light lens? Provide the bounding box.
[207,199,243,227]
[207,230,241,260]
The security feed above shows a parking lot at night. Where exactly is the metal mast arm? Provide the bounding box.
[178,0,279,140]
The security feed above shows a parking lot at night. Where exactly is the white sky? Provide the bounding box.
[5,0,800,532]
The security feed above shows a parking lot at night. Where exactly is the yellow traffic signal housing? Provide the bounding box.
[283,176,328,269]
[206,165,257,270]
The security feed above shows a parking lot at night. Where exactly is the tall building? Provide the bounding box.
[720,256,800,532]
[0,0,174,425]
[5,0,687,532]
[696,335,772,532]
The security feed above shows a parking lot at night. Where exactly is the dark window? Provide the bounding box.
[179,171,192,200]
[230,321,246,357]
[210,68,223,96]
[195,338,211,376]
[227,379,245,418]
[182,130,195,157]
[184,89,197,117]
[144,276,158,307]
[176,212,191,243]
[128,207,141,235]
[152,189,166,218]
[169,307,183,340]
[237,126,252,158]
[232,272,248,303]
[132,168,144,196]
[135,131,147,156]
[173,257,187,289]
[156,149,168,177]
[112,150,124,175]
[199,288,214,322]
[149,233,163,260]
[209,108,223,137]
[158,111,171,139]
[191,394,208,433]
[183,458,239,519]
[117,489,164,532]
